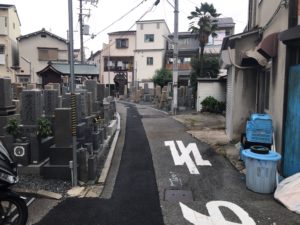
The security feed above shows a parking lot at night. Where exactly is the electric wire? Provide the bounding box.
[100,0,159,53]
[84,0,147,43]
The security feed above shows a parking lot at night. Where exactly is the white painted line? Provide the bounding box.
[180,201,256,225]
[165,140,211,174]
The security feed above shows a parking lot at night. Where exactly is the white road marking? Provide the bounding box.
[164,140,211,174]
[180,201,256,225]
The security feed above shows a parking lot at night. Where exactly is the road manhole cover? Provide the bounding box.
[164,190,193,202]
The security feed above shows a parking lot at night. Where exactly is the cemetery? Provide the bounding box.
[126,82,193,112]
[0,74,193,187]
[0,77,117,184]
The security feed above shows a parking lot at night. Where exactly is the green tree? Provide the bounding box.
[152,68,172,88]
[190,56,220,101]
[188,2,220,76]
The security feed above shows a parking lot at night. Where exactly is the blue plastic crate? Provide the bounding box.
[246,113,273,144]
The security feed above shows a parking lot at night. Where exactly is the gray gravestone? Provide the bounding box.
[104,87,109,98]
[54,108,72,147]
[96,84,105,102]
[103,100,110,124]
[20,89,43,125]
[85,80,97,102]
[44,89,59,117]
[0,78,13,109]
[86,92,92,116]
[144,83,149,94]
[76,89,88,120]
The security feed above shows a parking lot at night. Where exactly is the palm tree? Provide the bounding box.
[188,2,220,76]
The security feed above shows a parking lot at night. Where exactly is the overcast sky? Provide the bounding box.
[2,0,248,56]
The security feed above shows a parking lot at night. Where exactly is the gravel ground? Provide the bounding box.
[14,174,72,198]
[13,142,112,198]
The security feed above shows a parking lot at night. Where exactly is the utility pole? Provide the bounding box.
[172,0,179,115]
[68,0,78,187]
[79,0,84,63]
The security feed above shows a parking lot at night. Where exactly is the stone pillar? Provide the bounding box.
[0,77,13,109]
[20,90,43,126]
[54,108,72,147]
[85,80,97,102]
[44,89,60,117]
[0,78,18,136]
[97,84,105,102]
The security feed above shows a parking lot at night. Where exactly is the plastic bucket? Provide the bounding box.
[242,149,281,194]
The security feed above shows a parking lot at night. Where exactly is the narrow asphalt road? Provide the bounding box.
[32,102,300,225]
[34,103,164,225]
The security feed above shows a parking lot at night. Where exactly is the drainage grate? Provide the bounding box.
[164,189,193,202]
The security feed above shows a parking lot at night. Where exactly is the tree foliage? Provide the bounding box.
[152,68,172,88]
[188,2,220,76]
[190,56,220,96]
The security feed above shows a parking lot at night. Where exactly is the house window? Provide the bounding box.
[18,76,30,83]
[116,39,128,48]
[38,48,58,61]
[0,45,5,65]
[0,45,5,54]
[146,57,153,65]
[144,34,154,42]
[0,17,8,35]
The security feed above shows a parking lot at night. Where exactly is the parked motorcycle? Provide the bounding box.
[0,141,28,225]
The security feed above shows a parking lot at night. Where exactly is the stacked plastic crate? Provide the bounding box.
[246,113,273,145]
[240,113,273,159]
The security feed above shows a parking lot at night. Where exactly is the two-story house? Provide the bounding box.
[220,0,300,177]
[134,19,170,88]
[0,4,21,82]
[165,17,235,85]
[17,28,69,84]
[100,30,135,95]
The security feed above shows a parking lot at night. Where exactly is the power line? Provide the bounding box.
[84,0,147,43]
[99,0,160,53]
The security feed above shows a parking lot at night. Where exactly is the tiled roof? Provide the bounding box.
[38,63,99,76]
[17,28,67,43]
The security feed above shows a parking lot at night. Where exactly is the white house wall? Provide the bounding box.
[0,6,20,80]
[135,20,170,83]
[18,35,68,84]
[231,69,257,141]
[135,50,164,81]
[255,0,289,154]
[196,81,226,112]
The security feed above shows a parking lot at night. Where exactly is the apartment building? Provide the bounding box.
[0,4,21,81]
[134,20,170,88]
[100,30,135,94]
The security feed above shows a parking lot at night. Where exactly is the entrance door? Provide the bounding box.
[283,65,300,177]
